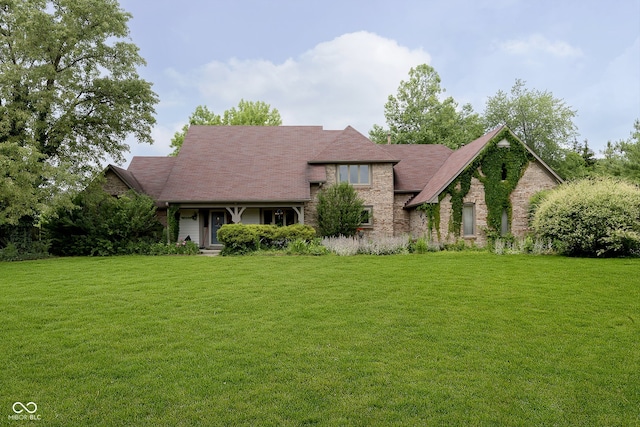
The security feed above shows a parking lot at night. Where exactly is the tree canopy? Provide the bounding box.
[483,79,578,170]
[169,100,282,155]
[0,0,158,226]
[369,64,485,148]
[596,119,640,184]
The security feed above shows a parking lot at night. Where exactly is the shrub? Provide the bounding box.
[217,224,317,255]
[316,182,365,237]
[409,237,441,253]
[43,184,163,256]
[532,177,640,257]
[286,238,329,256]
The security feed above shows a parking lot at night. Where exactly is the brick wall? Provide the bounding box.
[393,194,413,236]
[305,163,396,238]
[510,160,559,236]
[406,161,559,247]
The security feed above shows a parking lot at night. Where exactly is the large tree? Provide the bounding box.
[0,0,158,226]
[483,79,577,169]
[369,64,485,148]
[170,100,282,155]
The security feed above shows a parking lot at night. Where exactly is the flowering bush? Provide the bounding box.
[322,235,410,256]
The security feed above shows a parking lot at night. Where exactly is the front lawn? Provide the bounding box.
[1,254,638,425]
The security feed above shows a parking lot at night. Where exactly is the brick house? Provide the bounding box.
[105,124,561,247]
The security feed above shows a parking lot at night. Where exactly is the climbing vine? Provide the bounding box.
[419,129,533,238]
[476,131,531,232]
[167,204,180,243]
[418,199,441,240]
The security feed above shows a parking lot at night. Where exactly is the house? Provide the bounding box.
[104,124,562,247]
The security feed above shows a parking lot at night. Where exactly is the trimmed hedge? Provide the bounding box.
[217,224,316,254]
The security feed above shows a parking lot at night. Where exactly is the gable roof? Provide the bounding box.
[405,126,505,207]
[118,124,561,208]
[382,144,453,192]
[105,164,144,194]
[159,126,335,203]
[309,126,399,164]
[127,157,176,200]
[404,125,563,208]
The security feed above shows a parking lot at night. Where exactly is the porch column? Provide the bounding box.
[292,206,304,224]
[226,206,246,223]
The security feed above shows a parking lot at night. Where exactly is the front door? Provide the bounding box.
[210,212,226,245]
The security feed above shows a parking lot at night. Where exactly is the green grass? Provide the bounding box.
[1,253,638,426]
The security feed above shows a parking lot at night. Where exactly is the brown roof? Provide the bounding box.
[122,124,560,208]
[404,125,506,207]
[382,144,453,192]
[127,156,176,200]
[158,126,328,202]
[309,126,399,164]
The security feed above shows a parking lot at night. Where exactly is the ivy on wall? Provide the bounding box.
[418,199,441,240]
[476,131,532,232]
[419,129,533,238]
[167,204,180,243]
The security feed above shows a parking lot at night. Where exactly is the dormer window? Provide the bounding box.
[338,164,370,185]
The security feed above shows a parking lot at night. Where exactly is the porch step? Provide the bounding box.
[199,249,221,257]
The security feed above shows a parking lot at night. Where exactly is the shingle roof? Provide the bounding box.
[127,157,176,200]
[382,144,453,192]
[158,126,334,202]
[309,126,399,164]
[404,125,506,207]
[121,124,560,209]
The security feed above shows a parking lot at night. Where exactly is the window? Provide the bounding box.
[501,208,509,236]
[462,204,475,236]
[360,206,373,227]
[263,208,297,226]
[338,164,370,185]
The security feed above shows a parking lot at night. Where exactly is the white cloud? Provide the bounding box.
[500,34,583,58]
[169,31,431,134]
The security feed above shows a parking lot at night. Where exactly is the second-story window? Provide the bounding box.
[338,164,370,185]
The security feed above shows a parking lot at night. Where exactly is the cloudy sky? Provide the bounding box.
[116,0,640,166]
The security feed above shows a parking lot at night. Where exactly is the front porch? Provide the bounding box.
[173,204,306,248]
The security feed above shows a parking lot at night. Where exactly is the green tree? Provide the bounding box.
[483,79,578,170]
[170,99,282,155]
[0,0,157,226]
[597,119,640,183]
[316,182,365,237]
[369,64,485,148]
[554,139,597,181]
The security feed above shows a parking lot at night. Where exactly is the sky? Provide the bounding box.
[116,0,640,166]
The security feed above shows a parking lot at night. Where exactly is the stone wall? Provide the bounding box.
[103,170,130,196]
[510,160,559,237]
